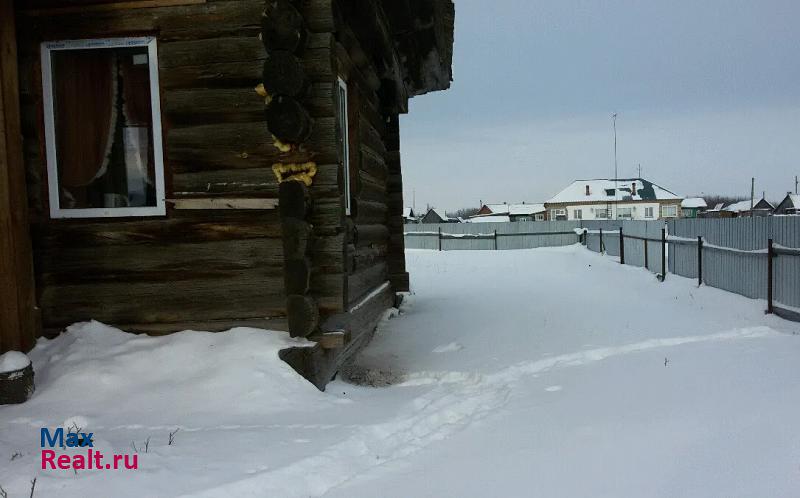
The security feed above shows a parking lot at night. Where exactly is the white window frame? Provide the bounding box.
[661,204,678,218]
[573,209,582,220]
[644,206,654,218]
[337,77,351,216]
[41,37,166,219]
[618,207,633,219]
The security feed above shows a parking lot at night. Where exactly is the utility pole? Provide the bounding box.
[612,113,618,183]
[795,175,798,195]
[638,163,641,178]
[750,177,755,212]
[612,113,618,219]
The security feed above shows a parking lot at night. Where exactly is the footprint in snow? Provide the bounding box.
[545,386,563,392]
[432,342,464,353]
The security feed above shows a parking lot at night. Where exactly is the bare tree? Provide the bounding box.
[701,194,746,208]
[452,207,480,219]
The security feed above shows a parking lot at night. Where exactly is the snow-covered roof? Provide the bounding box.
[402,207,415,219]
[508,203,545,215]
[781,194,800,208]
[681,197,707,209]
[724,199,774,213]
[484,203,510,214]
[483,203,545,215]
[467,215,511,223]
[547,178,681,204]
[707,203,725,212]
[424,208,456,222]
[431,208,448,220]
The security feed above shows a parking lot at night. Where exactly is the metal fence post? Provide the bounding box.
[494,230,498,250]
[697,235,703,286]
[599,228,604,253]
[767,238,774,314]
[438,227,442,252]
[619,227,625,264]
[661,228,666,280]
[644,239,649,269]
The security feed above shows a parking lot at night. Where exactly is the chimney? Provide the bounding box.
[631,182,637,196]
[585,185,590,196]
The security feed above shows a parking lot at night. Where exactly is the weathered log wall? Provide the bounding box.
[1,0,38,354]
[15,0,346,334]
[13,0,417,390]
[333,4,410,307]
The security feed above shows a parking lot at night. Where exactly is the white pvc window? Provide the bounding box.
[573,209,582,220]
[645,207,654,218]
[337,77,351,216]
[618,207,633,219]
[41,37,166,218]
[661,205,678,218]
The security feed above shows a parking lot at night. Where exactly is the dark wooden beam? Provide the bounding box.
[0,0,38,353]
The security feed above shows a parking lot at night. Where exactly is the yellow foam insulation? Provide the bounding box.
[272,162,318,186]
[272,135,292,153]
[255,83,272,105]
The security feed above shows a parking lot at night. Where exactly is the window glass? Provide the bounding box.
[43,38,165,218]
[661,205,678,217]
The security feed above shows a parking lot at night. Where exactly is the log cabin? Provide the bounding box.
[0,0,454,389]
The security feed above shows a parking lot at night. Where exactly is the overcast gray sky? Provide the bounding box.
[399,0,800,213]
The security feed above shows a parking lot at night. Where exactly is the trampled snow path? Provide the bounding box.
[190,328,779,498]
[1,245,798,497]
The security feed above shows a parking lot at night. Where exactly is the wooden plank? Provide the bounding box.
[167,118,338,173]
[17,1,260,46]
[167,198,279,210]
[36,238,286,285]
[122,317,290,336]
[308,330,347,349]
[32,212,284,249]
[282,280,393,390]
[40,276,287,328]
[347,262,388,306]
[0,0,37,353]
[21,0,206,16]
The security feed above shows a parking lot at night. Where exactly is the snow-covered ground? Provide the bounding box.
[1,245,799,497]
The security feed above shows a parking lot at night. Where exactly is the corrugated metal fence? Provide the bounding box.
[404,221,582,250]
[666,217,800,315]
[405,217,800,319]
[583,221,667,275]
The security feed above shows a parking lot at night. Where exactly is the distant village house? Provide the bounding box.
[474,202,546,222]
[544,178,683,221]
[403,207,419,224]
[774,194,800,216]
[720,198,775,218]
[680,198,708,218]
[420,208,459,224]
